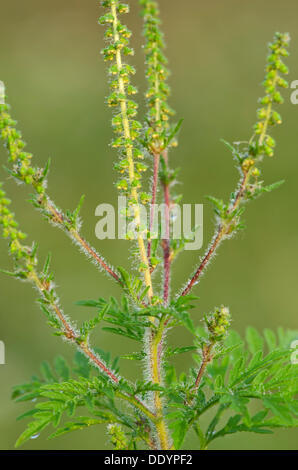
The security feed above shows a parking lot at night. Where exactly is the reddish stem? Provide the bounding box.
[161,150,171,305]
[192,343,213,395]
[163,181,171,305]
[73,231,121,284]
[147,153,160,262]
[82,344,119,383]
[181,226,223,297]
[181,171,249,297]
[44,197,122,285]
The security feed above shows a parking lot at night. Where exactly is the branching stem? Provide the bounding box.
[181,170,250,297]
[0,106,121,285]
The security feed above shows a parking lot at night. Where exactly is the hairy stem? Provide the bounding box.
[258,73,279,148]
[162,152,171,305]
[147,152,160,262]
[146,23,162,263]
[180,34,289,299]
[0,104,121,285]
[192,343,213,395]
[193,422,208,450]
[181,170,250,297]
[45,196,122,284]
[111,2,153,301]
[29,269,120,383]
[148,318,171,449]
[28,259,155,421]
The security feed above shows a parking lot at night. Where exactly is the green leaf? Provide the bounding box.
[15,414,52,448]
[166,346,198,357]
[220,139,244,163]
[164,364,177,386]
[165,118,184,147]
[73,351,91,379]
[261,180,285,193]
[264,328,277,352]
[169,417,188,450]
[263,397,294,425]
[76,299,101,308]
[16,409,40,422]
[48,417,112,440]
[73,194,85,221]
[42,252,52,276]
[120,352,146,361]
[102,327,140,341]
[246,327,264,355]
[40,361,56,383]
[228,356,246,386]
[54,356,70,381]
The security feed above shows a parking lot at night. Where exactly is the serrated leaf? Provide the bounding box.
[48,417,110,440]
[246,327,264,355]
[166,346,197,357]
[264,329,277,352]
[40,362,56,383]
[73,351,91,379]
[169,418,188,450]
[15,415,52,448]
[76,300,101,308]
[263,397,293,425]
[54,356,70,381]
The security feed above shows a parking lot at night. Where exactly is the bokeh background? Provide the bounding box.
[0,0,298,450]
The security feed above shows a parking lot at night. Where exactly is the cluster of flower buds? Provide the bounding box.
[99,1,148,205]
[107,423,129,450]
[0,89,47,195]
[252,32,290,159]
[0,183,37,273]
[205,306,231,342]
[140,0,175,152]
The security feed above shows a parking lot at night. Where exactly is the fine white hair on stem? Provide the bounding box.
[0,81,5,104]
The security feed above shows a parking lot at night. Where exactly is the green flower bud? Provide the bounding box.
[271,111,282,125]
[252,167,261,178]
[205,306,231,342]
[98,13,114,25]
[107,424,128,451]
[116,179,128,191]
[265,135,276,148]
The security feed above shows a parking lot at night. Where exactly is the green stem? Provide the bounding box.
[193,422,207,450]
[110,1,153,302]
[116,391,157,422]
[0,106,121,285]
[148,316,171,449]
[181,169,250,297]
[258,73,279,148]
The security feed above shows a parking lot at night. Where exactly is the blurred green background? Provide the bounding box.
[0,0,298,450]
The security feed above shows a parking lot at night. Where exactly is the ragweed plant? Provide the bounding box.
[0,2,298,450]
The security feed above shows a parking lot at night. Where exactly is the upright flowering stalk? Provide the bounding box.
[139,2,180,450]
[140,0,178,306]
[252,32,290,156]
[140,0,173,150]
[99,1,170,448]
[99,1,153,301]
[181,32,290,297]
